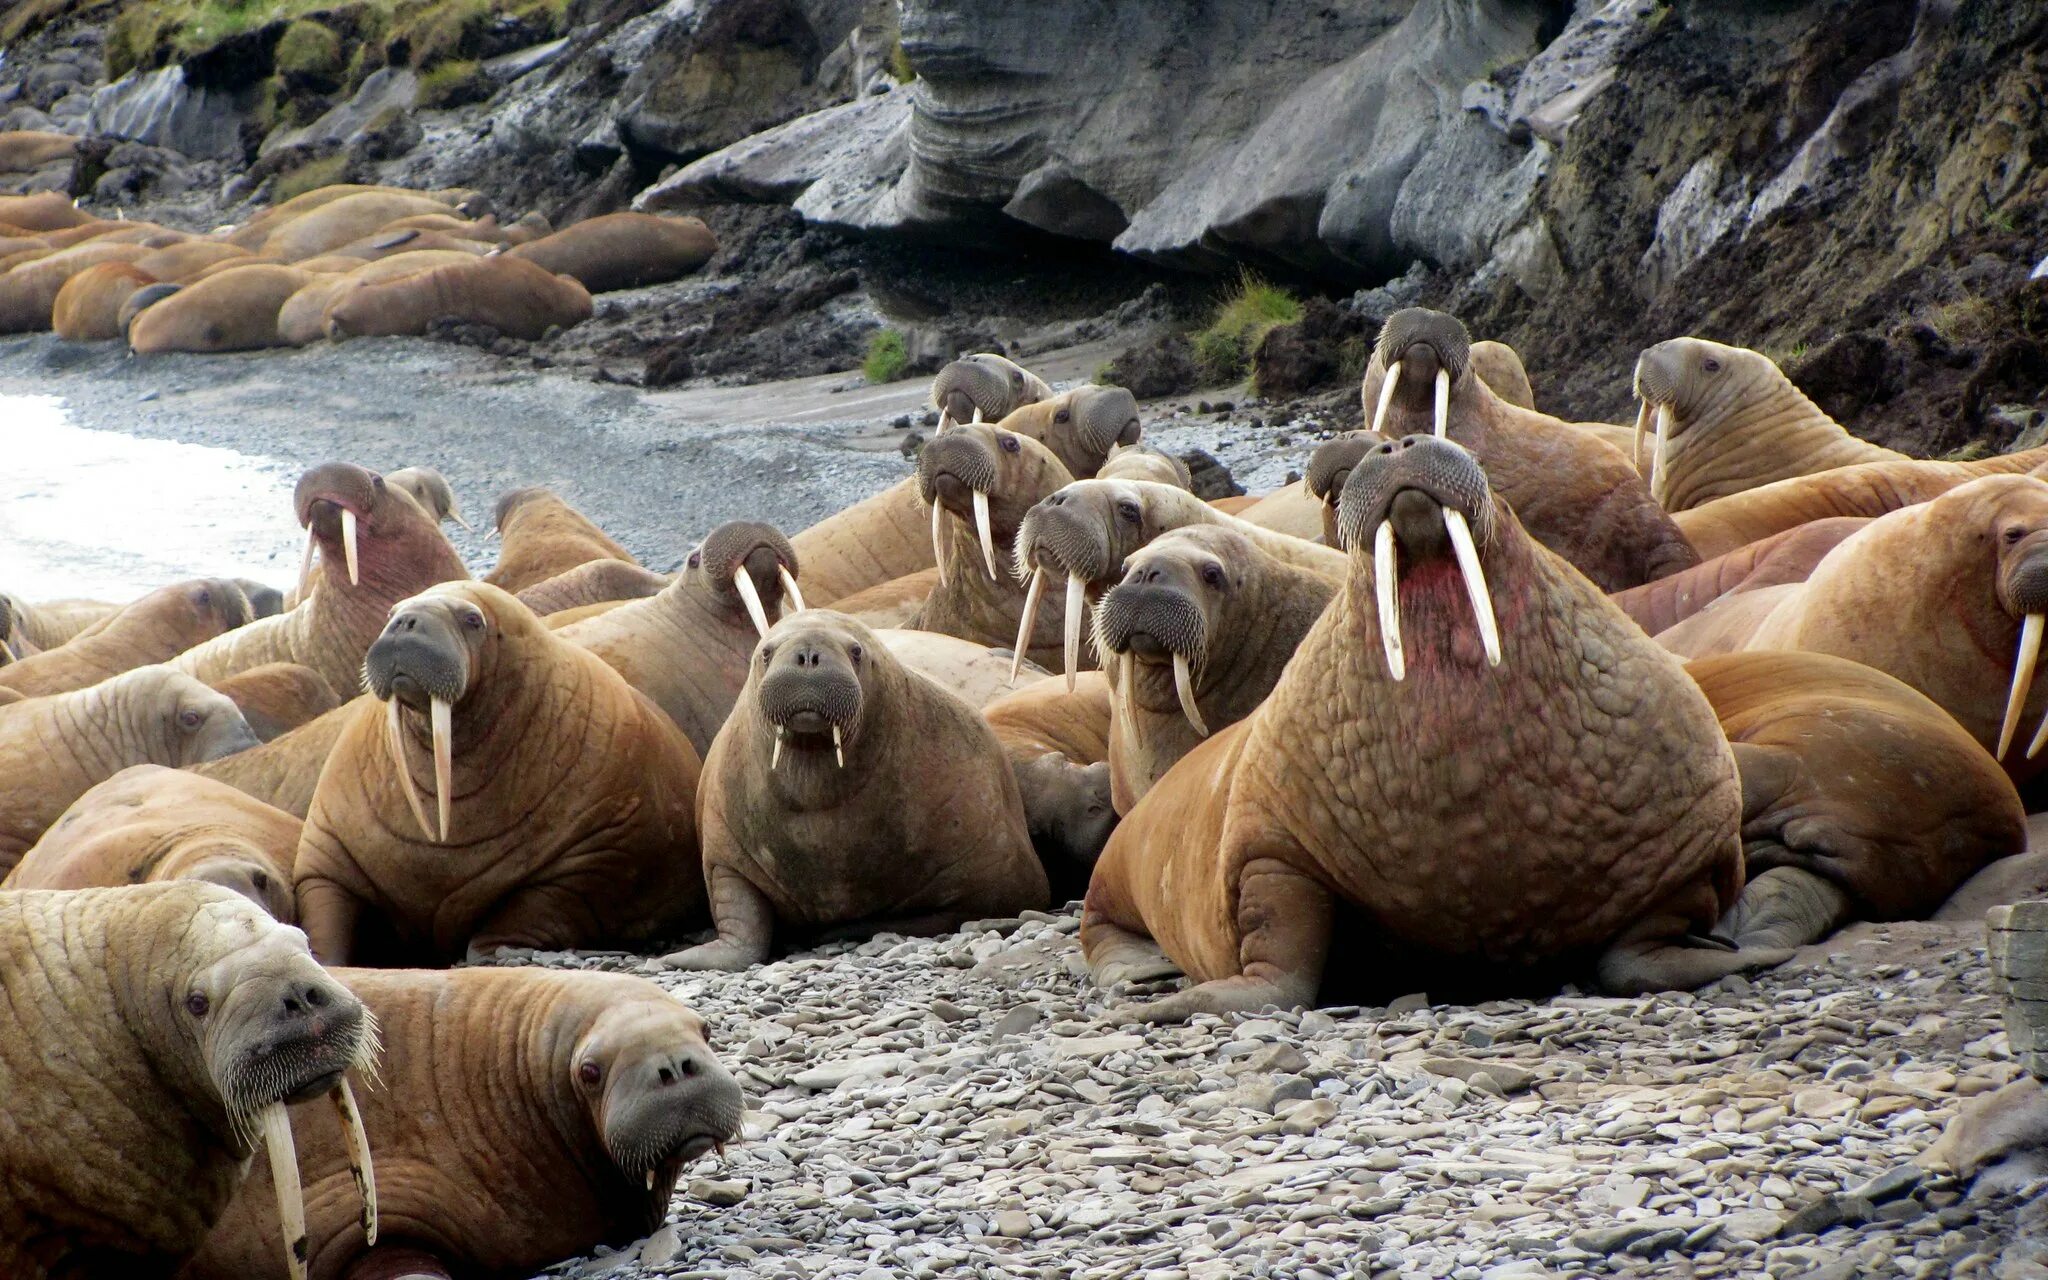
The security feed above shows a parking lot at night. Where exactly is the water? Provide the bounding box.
[0,394,304,601]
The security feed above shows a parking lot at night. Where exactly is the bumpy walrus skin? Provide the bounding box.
[296,582,705,966]
[3,593,123,649]
[0,882,377,1280]
[185,966,743,1280]
[662,610,1047,971]
[211,663,343,742]
[0,666,261,872]
[4,764,300,921]
[482,486,639,595]
[1611,517,1868,636]
[1082,434,1745,1022]
[0,578,251,696]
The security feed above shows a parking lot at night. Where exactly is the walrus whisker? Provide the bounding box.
[930,501,948,588]
[430,696,453,844]
[1371,362,1402,437]
[1011,569,1046,683]
[1172,652,1209,737]
[1064,574,1086,693]
[1997,611,2042,758]
[341,508,361,587]
[1631,400,1652,472]
[832,723,845,768]
[296,527,317,600]
[1432,367,1450,440]
[258,1102,310,1280]
[387,698,435,842]
[1442,509,1502,668]
[777,566,806,613]
[330,1078,378,1246]
[731,566,771,638]
[972,490,1000,581]
[1372,520,1405,682]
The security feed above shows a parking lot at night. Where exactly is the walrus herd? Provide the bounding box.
[1,297,2042,1276]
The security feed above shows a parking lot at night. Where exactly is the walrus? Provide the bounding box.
[382,464,470,532]
[374,211,510,243]
[212,662,342,741]
[983,672,1116,899]
[274,251,474,346]
[322,254,594,341]
[1097,443,1193,488]
[0,666,262,871]
[134,240,255,283]
[1632,337,1907,511]
[326,228,494,262]
[192,701,354,819]
[227,185,484,250]
[51,259,158,340]
[878,627,1051,708]
[173,461,468,700]
[1360,308,1698,590]
[559,520,798,755]
[0,590,123,650]
[0,190,94,232]
[0,238,153,333]
[910,420,1078,668]
[661,610,1047,970]
[1230,483,1327,540]
[130,264,315,354]
[118,279,183,333]
[0,578,251,697]
[295,581,705,965]
[1093,525,1336,813]
[0,882,378,1280]
[3,764,301,921]
[929,352,1055,428]
[517,558,670,616]
[1684,651,2024,961]
[1470,338,1537,411]
[832,567,941,629]
[185,967,743,1280]
[1081,434,1747,1021]
[0,131,80,174]
[1305,431,1393,544]
[1611,516,1869,636]
[258,192,469,261]
[505,211,716,293]
[483,485,639,594]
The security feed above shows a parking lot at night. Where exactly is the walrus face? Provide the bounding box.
[1094,528,1244,737]
[1014,478,1186,689]
[917,423,1064,587]
[933,357,1017,427]
[183,578,255,635]
[1336,435,1503,682]
[385,465,471,532]
[755,614,876,769]
[0,592,19,664]
[363,591,490,842]
[293,462,395,596]
[179,851,296,923]
[1306,431,1391,545]
[1367,308,1473,439]
[1979,485,2048,760]
[157,674,264,764]
[573,998,744,1195]
[1631,337,1772,499]
[233,578,286,619]
[684,520,801,638]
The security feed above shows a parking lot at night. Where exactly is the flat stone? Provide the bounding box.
[1387,993,1431,1015]
[1048,1033,1147,1059]
[1422,1056,1538,1095]
[790,1053,910,1091]
[993,1209,1033,1238]
[1570,1217,1698,1254]
[640,1225,683,1266]
[688,1177,748,1207]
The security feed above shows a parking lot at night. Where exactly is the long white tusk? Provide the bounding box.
[341,509,360,587]
[1373,520,1405,682]
[485,526,499,542]
[450,513,474,534]
[259,1103,309,1280]
[832,723,845,768]
[1631,400,1651,472]
[1063,574,1085,693]
[732,566,770,638]
[972,490,999,581]
[931,500,948,588]
[1172,652,1209,737]
[771,727,783,771]
[387,699,434,841]
[971,405,983,424]
[1432,366,1450,439]
[778,566,805,613]
[1651,404,1673,504]
[1442,508,1502,668]
[1011,568,1045,683]
[1119,651,1135,725]
[1370,362,1402,436]
[430,696,453,844]
[296,527,317,600]
[331,1079,378,1245]
[937,408,955,434]
[1998,613,2043,758]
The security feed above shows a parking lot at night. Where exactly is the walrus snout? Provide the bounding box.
[932,357,1012,426]
[206,928,371,1121]
[759,659,862,735]
[1096,579,1207,665]
[365,613,471,707]
[1336,436,1494,554]
[593,1021,746,1191]
[2001,537,2048,618]
[1633,341,1685,407]
[1017,499,1113,584]
[1066,385,1142,451]
[293,462,382,528]
[182,694,263,764]
[915,432,999,508]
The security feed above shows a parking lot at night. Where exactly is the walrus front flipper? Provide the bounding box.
[1715,865,1855,954]
[661,865,773,972]
[1115,857,1329,1024]
[1594,883,1818,994]
[1080,914,1182,990]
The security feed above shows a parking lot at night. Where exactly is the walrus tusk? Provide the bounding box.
[1631,400,1652,472]
[771,727,783,771]
[341,509,360,587]
[1172,652,1209,737]
[937,408,955,434]
[1063,573,1085,692]
[388,699,434,842]
[258,1103,310,1280]
[778,566,806,613]
[832,723,845,768]
[1442,508,1502,668]
[972,490,999,581]
[930,501,948,588]
[971,406,983,424]
[1998,612,2043,758]
[330,1079,378,1245]
[450,512,474,533]
[296,527,318,599]
[1432,367,1450,439]
[430,696,453,844]
[732,566,771,638]
[1370,362,1402,437]
[1118,651,1135,724]
[1372,520,1405,682]
[1011,568,1045,683]
[1651,404,1673,503]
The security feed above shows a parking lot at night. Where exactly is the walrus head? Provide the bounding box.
[571,996,744,1199]
[1964,481,2048,761]
[683,520,802,638]
[930,353,1052,428]
[362,584,509,844]
[1366,308,1473,440]
[1093,526,1254,738]
[753,611,885,773]
[117,280,180,338]
[1097,443,1193,489]
[917,422,1070,589]
[0,591,21,664]
[1306,431,1391,545]
[233,578,286,619]
[173,577,255,637]
[996,385,1143,479]
[1631,337,1820,507]
[292,462,447,601]
[167,845,296,923]
[385,465,472,532]
[113,667,263,764]
[1336,435,1503,681]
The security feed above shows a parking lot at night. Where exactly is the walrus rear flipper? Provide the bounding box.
[1593,879,1826,995]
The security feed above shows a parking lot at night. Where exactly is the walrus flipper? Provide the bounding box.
[661,864,773,971]
[1117,855,1330,1024]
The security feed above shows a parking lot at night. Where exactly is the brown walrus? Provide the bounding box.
[326,228,495,261]
[258,191,467,261]
[559,521,798,756]
[0,190,94,232]
[0,131,80,174]
[877,627,1050,708]
[134,240,254,282]
[0,590,123,651]
[0,666,262,872]
[929,352,1055,428]
[661,610,1046,970]
[185,967,743,1280]
[1632,337,1906,511]
[1092,525,1335,813]
[833,567,941,629]
[3,764,301,921]
[274,251,473,346]
[1470,338,1537,410]
[505,211,716,293]
[483,485,639,594]
[1611,516,1869,636]
[983,672,1116,899]
[1685,651,2024,959]
[129,264,315,354]
[1305,431,1393,544]
[51,259,158,340]
[0,882,378,1280]
[192,700,355,818]
[1097,443,1193,488]
[382,464,470,532]
[0,578,251,697]
[227,185,483,250]
[517,558,670,616]
[0,238,154,333]
[1081,435,1747,1020]
[1360,308,1698,590]
[173,461,468,700]
[295,581,705,965]
[322,254,594,341]
[211,662,342,741]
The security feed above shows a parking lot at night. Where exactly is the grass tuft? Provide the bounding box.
[887,41,915,83]
[271,153,351,202]
[863,329,909,384]
[416,56,490,107]
[1192,271,1301,387]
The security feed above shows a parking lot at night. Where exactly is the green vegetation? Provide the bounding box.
[1093,362,1116,386]
[863,330,909,384]
[272,152,351,202]
[104,0,572,82]
[417,57,489,107]
[1988,207,2019,233]
[1192,271,1301,386]
[274,17,342,78]
[887,41,915,84]
[1926,295,1999,346]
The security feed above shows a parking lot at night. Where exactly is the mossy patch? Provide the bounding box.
[863,329,909,384]
[416,57,490,107]
[1191,271,1302,387]
[271,152,351,202]
[274,18,342,78]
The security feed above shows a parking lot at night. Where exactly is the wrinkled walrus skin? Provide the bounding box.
[483,486,639,595]
[0,578,251,696]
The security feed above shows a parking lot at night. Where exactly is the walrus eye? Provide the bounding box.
[999,435,1021,454]
[1702,357,1722,373]
[1055,409,1071,424]
[1201,564,1225,589]
[462,610,485,631]
[195,589,211,606]
[251,871,269,891]
[578,1062,601,1086]
[687,552,702,570]
[2006,528,2028,546]
[177,709,203,731]
[1117,501,1141,524]
[185,992,209,1017]
[849,643,863,663]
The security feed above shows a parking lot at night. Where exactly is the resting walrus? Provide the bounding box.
[0,882,377,1280]
[295,582,705,965]
[483,486,638,594]
[51,259,158,340]
[129,264,315,354]
[322,254,593,341]
[662,610,1047,970]
[186,967,743,1280]
[0,577,251,696]
[505,211,717,292]
[1082,435,1747,1020]
[3,763,301,921]
[983,673,1116,899]
[519,558,671,616]
[0,238,155,333]
[1611,516,1868,636]
[1304,431,1392,544]
[257,191,463,261]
